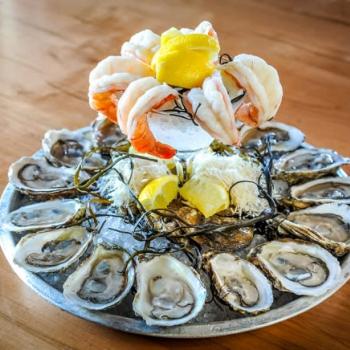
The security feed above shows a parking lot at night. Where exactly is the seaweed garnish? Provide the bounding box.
[155,94,200,126]
[73,136,278,281]
[219,53,233,65]
[231,91,246,104]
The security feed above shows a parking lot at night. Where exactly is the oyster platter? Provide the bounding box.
[1,21,350,337]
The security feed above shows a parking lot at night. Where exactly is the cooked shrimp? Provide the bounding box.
[121,29,160,65]
[118,77,160,134]
[179,21,219,40]
[89,56,154,123]
[126,84,178,158]
[185,71,240,145]
[194,20,219,40]
[220,54,283,127]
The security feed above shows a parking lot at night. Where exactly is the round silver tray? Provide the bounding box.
[1,169,349,338]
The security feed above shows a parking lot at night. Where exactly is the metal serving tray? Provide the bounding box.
[0,164,349,338]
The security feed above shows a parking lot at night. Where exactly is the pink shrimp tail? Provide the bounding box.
[235,102,260,127]
[130,115,176,159]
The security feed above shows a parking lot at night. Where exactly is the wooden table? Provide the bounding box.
[1,0,350,349]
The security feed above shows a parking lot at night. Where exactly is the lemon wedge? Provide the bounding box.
[179,177,229,218]
[138,175,179,211]
[151,30,220,88]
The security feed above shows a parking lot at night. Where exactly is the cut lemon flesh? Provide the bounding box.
[179,177,229,218]
[138,175,179,211]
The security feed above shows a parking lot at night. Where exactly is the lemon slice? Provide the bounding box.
[179,177,229,218]
[138,175,179,211]
[151,31,220,88]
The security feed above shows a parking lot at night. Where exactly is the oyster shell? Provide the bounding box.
[274,148,350,183]
[42,128,106,170]
[63,244,134,310]
[13,226,93,273]
[272,179,290,201]
[133,255,206,326]
[91,115,126,148]
[279,204,350,256]
[205,253,273,314]
[2,199,85,233]
[241,121,304,152]
[172,206,254,251]
[8,157,89,197]
[249,239,341,296]
[289,177,350,208]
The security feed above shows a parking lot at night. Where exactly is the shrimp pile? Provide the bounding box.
[88,21,283,159]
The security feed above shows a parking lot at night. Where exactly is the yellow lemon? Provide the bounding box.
[179,177,229,218]
[138,175,179,211]
[151,31,220,89]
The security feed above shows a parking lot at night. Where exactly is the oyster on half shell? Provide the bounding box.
[279,204,350,256]
[205,253,273,314]
[289,177,350,208]
[2,199,85,233]
[249,239,341,296]
[274,148,350,183]
[8,157,89,197]
[170,206,254,251]
[240,121,304,153]
[63,244,134,310]
[13,226,93,273]
[42,128,107,170]
[133,255,206,326]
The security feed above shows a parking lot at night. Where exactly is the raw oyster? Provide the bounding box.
[133,255,206,326]
[91,115,126,148]
[240,121,304,152]
[274,148,350,183]
[2,199,85,233]
[171,206,254,251]
[13,226,93,273]
[42,128,106,170]
[8,157,89,196]
[63,244,134,310]
[289,177,350,208]
[279,204,350,256]
[205,253,273,314]
[249,239,341,296]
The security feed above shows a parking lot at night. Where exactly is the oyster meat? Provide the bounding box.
[205,253,273,314]
[240,121,304,152]
[42,128,106,170]
[249,239,341,296]
[274,148,350,183]
[289,177,350,208]
[2,199,85,233]
[280,204,350,256]
[13,226,93,273]
[63,244,134,310]
[171,205,254,251]
[133,255,206,326]
[8,157,89,196]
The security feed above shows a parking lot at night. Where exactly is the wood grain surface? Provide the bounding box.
[0,0,350,349]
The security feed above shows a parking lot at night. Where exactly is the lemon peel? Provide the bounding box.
[151,30,220,88]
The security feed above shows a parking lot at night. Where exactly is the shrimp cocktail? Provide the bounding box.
[88,21,283,158]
